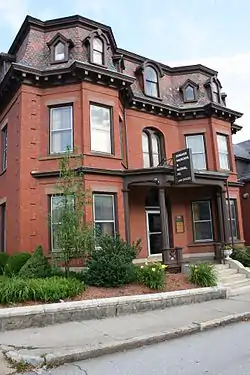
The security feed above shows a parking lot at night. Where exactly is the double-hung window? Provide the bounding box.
[226,199,239,240]
[93,194,116,237]
[186,134,206,170]
[192,201,213,242]
[90,104,112,154]
[1,125,7,171]
[217,134,230,170]
[50,106,73,154]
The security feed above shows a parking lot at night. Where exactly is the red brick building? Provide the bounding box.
[0,15,245,262]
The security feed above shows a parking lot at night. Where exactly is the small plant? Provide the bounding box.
[4,253,31,276]
[19,245,51,279]
[0,253,9,275]
[231,247,250,267]
[188,263,217,287]
[0,277,84,304]
[140,262,167,290]
[86,235,141,287]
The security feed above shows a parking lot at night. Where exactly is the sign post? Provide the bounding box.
[172,148,194,184]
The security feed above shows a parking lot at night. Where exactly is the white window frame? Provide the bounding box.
[54,42,66,61]
[50,195,74,252]
[226,199,239,241]
[49,105,73,154]
[192,200,213,242]
[146,209,162,256]
[217,133,230,170]
[90,104,112,154]
[185,134,207,170]
[93,194,116,237]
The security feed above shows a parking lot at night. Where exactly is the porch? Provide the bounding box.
[123,167,232,268]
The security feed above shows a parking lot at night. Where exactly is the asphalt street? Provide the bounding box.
[24,321,250,375]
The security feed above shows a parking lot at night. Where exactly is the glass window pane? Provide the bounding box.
[145,81,158,97]
[90,105,111,153]
[194,222,213,241]
[219,153,229,170]
[93,50,103,65]
[142,132,149,153]
[148,213,161,233]
[94,195,114,221]
[151,134,159,153]
[55,42,65,61]
[51,130,72,153]
[51,107,72,130]
[143,152,150,168]
[93,38,103,52]
[186,135,204,153]
[185,85,195,101]
[149,234,162,255]
[152,153,159,167]
[95,222,114,237]
[192,154,206,170]
[145,67,157,82]
[192,201,211,221]
[217,134,228,152]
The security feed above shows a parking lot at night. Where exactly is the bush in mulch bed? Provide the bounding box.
[4,252,31,277]
[19,245,51,279]
[139,262,167,290]
[188,263,217,287]
[0,277,85,305]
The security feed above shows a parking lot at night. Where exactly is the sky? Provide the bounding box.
[0,0,249,143]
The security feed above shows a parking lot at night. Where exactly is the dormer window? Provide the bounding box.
[54,42,66,62]
[93,37,104,65]
[47,33,74,64]
[144,67,159,98]
[180,79,198,103]
[212,80,220,103]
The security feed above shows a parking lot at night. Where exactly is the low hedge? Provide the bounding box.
[0,277,85,304]
[0,253,9,275]
[4,253,31,276]
[231,247,250,267]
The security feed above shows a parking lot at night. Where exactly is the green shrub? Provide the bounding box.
[188,263,217,287]
[19,245,51,279]
[0,253,9,275]
[0,277,84,305]
[4,253,31,276]
[231,248,250,267]
[50,267,87,282]
[86,235,141,287]
[140,262,166,290]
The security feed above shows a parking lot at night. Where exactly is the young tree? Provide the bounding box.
[50,150,95,276]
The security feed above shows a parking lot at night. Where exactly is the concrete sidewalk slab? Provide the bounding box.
[1,293,250,370]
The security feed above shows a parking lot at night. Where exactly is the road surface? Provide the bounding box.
[25,321,250,374]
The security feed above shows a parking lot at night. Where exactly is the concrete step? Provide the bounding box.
[223,277,249,288]
[214,264,230,270]
[228,284,250,297]
[219,273,245,282]
[216,268,238,276]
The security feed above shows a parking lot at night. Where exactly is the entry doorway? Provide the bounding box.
[146,209,162,255]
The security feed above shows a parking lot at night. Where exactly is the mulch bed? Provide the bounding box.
[72,273,197,301]
[1,274,196,308]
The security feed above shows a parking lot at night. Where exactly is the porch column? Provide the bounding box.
[216,189,225,243]
[221,188,230,243]
[159,187,170,249]
[123,188,130,244]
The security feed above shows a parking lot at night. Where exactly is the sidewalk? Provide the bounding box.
[1,293,250,371]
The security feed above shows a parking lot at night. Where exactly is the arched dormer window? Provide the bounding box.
[180,79,198,103]
[142,128,165,168]
[145,66,159,98]
[93,37,104,65]
[205,77,222,104]
[83,29,109,66]
[47,33,74,64]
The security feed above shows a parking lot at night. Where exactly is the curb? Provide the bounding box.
[0,286,227,332]
[4,311,250,368]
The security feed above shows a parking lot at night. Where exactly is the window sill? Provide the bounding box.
[39,154,81,161]
[85,152,121,160]
[187,241,215,247]
[0,168,6,176]
[144,93,163,101]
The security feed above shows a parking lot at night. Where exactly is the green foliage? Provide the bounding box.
[139,262,167,290]
[231,247,250,267]
[4,253,31,276]
[50,267,87,282]
[0,277,84,305]
[0,253,9,275]
[188,263,217,287]
[19,245,51,279]
[51,150,95,276]
[86,235,141,287]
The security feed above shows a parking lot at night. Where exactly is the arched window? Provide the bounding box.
[93,37,104,65]
[211,80,220,103]
[142,129,163,168]
[144,67,159,97]
[184,85,195,101]
[54,42,66,61]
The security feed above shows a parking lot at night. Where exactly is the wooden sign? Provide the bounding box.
[175,215,184,233]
